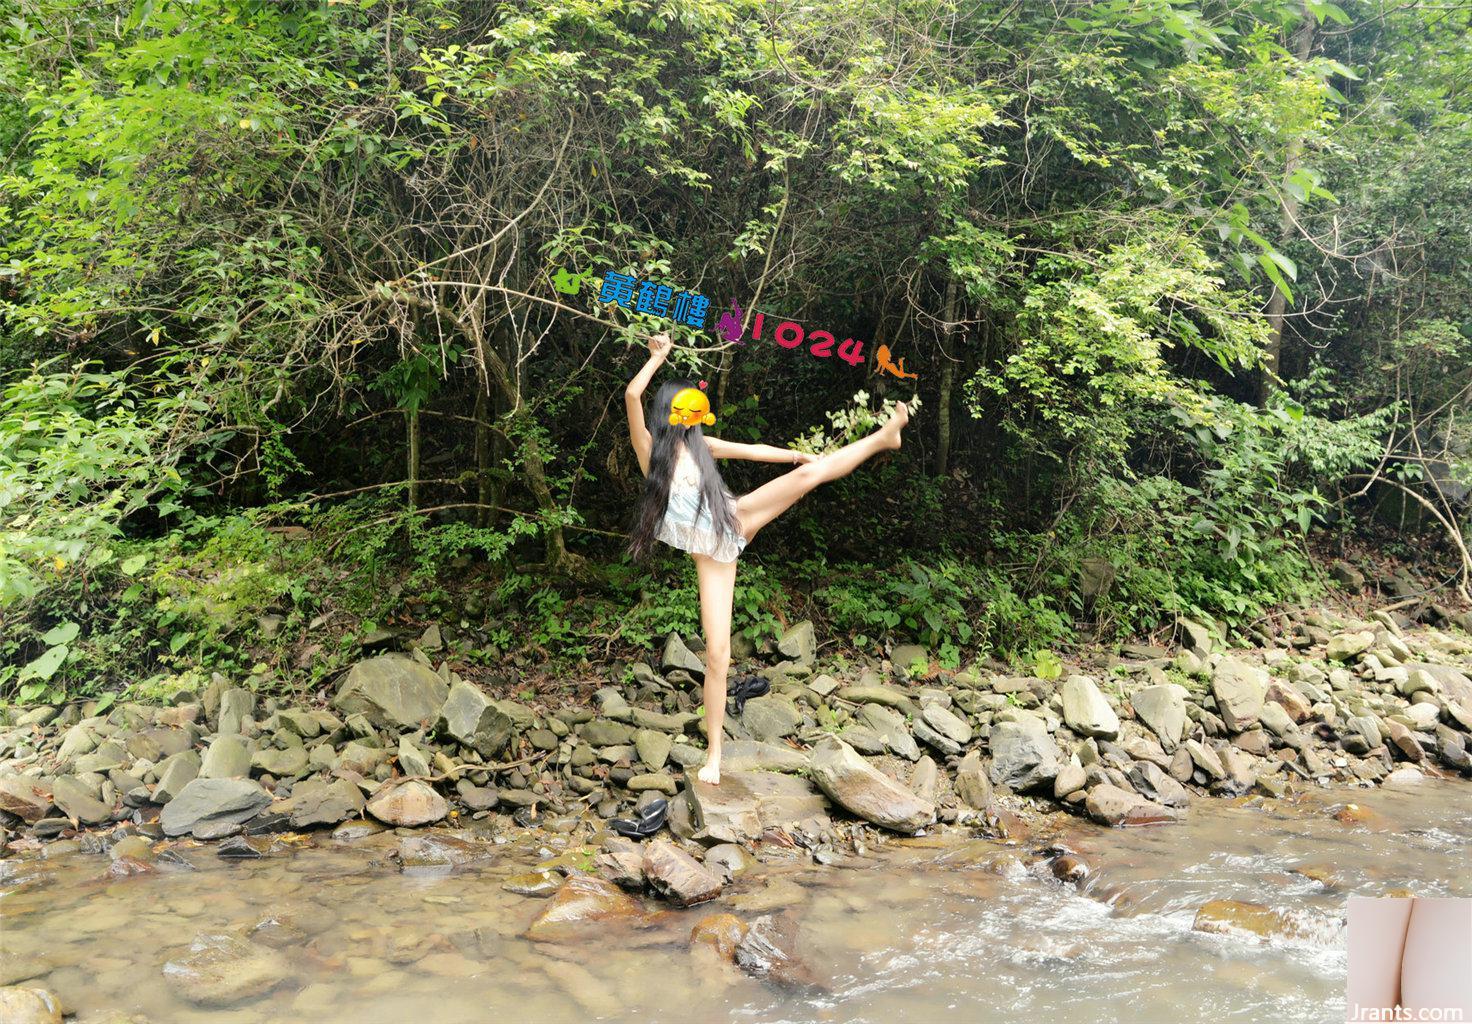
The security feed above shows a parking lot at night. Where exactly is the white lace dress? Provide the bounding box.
[656,446,748,563]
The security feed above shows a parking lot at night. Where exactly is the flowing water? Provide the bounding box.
[2,779,1469,1024]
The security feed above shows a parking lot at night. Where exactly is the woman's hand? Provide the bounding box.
[647,332,673,362]
[790,450,818,465]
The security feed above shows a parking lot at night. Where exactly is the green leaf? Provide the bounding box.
[121,554,149,575]
[20,645,69,683]
[1256,254,1294,302]
[40,621,80,645]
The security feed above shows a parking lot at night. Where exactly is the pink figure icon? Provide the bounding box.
[715,301,745,344]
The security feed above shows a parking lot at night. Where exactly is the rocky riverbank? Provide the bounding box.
[2,600,1470,867]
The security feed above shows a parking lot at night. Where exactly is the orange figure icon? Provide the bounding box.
[875,344,918,380]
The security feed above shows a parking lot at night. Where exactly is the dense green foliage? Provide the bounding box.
[1,0,1468,703]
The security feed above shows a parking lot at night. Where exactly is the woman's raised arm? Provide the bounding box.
[625,332,672,476]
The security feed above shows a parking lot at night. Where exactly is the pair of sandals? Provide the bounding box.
[727,673,770,716]
[611,798,669,840]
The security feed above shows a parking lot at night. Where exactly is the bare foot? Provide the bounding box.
[697,756,721,786]
[880,402,910,450]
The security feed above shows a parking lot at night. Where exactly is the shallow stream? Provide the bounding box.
[2,779,1469,1023]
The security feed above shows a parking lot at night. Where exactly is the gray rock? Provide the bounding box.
[162,933,289,1007]
[0,986,62,1023]
[837,726,887,756]
[1177,617,1214,658]
[628,773,678,795]
[836,685,916,713]
[161,779,272,837]
[1327,631,1375,662]
[719,740,810,773]
[909,755,939,805]
[808,737,934,832]
[1258,701,1299,741]
[680,771,829,844]
[216,688,257,736]
[394,737,432,777]
[436,679,513,758]
[1127,761,1191,807]
[921,703,973,746]
[1212,657,1268,732]
[154,751,201,802]
[51,775,113,825]
[914,719,961,756]
[741,696,802,743]
[581,719,636,747]
[1061,675,1119,739]
[661,633,705,677]
[1085,783,1183,826]
[954,750,995,810]
[1130,684,1188,751]
[199,736,252,780]
[987,712,1060,792]
[856,704,921,761]
[635,729,673,771]
[777,621,817,666]
[891,644,928,675]
[251,747,308,778]
[1053,762,1088,798]
[332,654,449,732]
[281,778,364,828]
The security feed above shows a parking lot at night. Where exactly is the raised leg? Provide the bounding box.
[692,552,737,785]
[735,403,908,541]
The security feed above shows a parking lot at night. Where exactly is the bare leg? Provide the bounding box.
[736,403,909,541]
[692,552,737,785]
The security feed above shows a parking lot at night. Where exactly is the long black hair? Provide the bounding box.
[628,379,740,560]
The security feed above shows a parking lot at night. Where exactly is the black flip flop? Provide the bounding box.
[610,797,669,840]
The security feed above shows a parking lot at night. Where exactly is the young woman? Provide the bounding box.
[624,331,910,785]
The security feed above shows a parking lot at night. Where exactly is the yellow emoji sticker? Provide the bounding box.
[668,387,715,428]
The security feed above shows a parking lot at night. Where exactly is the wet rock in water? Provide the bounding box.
[808,737,934,833]
[662,632,706,677]
[280,778,365,828]
[50,775,113,825]
[0,953,52,988]
[105,854,158,877]
[503,870,563,897]
[718,740,810,773]
[987,712,1061,792]
[1062,675,1119,739]
[594,837,647,889]
[680,770,829,845]
[1051,854,1092,884]
[437,679,514,758]
[1127,761,1191,808]
[160,778,272,837]
[1129,684,1188,752]
[332,654,448,732]
[703,843,756,881]
[778,620,817,666]
[0,987,62,1024]
[0,777,53,823]
[366,779,447,826]
[199,735,252,780]
[525,875,645,942]
[162,933,290,1007]
[734,914,826,993]
[642,839,724,907]
[1084,784,1182,827]
[1211,657,1268,732]
[741,696,803,743]
[691,913,748,962]
[1192,899,1306,941]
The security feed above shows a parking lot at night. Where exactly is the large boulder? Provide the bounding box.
[332,655,449,732]
[807,737,933,833]
[1130,684,1188,751]
[365,779,447,826]
[777,620,817,666]
[162,934,290,1007]
[1211,657,1268,732]
[0,987,62,1024]
[436,679,513,758]
[718,740,810,773]
[661,633,705,677]
[1061,675,1119,739]
[51,776,114,825]
[160,779,273,837]
[987,712,1060,792]
[680,770,829,844]
[741,696,802,743]
[856,704,921,761]
[199,735,251,780]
